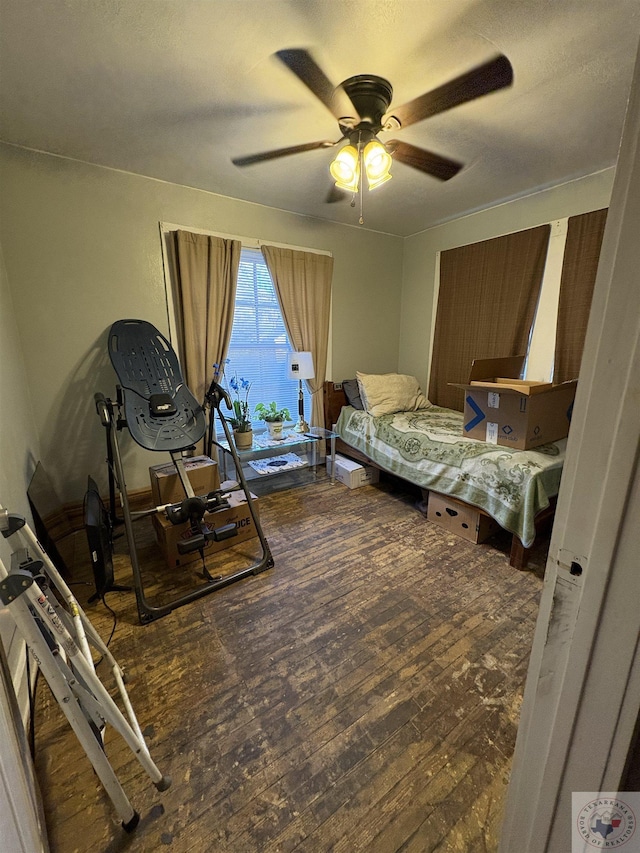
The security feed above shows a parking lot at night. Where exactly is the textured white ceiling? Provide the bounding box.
[1,0,639,236]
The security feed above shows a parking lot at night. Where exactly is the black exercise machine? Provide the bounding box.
[94,319,273,624]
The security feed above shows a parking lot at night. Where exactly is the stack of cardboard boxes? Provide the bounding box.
[150,455,220,505]
[149,456,259,568]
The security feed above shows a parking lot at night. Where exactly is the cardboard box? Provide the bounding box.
[149,455,220,506]
[152,490,259,568]
[451,356,577,450]
[427,492,500,544]
[328,453,380,489]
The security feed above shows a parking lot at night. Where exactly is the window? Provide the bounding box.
[225,248,309,428]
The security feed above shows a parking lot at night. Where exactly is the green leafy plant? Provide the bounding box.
[254,401,291,423]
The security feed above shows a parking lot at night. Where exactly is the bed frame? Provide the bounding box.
[323,381,554,570]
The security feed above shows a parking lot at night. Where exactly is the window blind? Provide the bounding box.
[554,208,608,384]
[226,248,309,427]
[429,225,551,411]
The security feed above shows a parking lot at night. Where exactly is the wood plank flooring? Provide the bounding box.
[32,474,548,852]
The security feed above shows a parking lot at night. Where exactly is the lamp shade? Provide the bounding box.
[363,140,392,190]
[287,351,315,380]
[329,145,360,192]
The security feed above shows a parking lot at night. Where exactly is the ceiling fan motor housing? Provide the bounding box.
[339,75,394,133]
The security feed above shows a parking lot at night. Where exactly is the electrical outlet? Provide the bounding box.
[333,381,343,390]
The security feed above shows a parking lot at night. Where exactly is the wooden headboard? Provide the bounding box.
[323,381,348,430]
[322,381,384,470]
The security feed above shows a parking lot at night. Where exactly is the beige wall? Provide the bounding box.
[0,240,40,563]
[398,169,616,389]
[0,141,619,504]
[0,237,40,712]
[0,144,404,502]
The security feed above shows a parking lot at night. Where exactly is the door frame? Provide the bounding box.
[500,36,640,853]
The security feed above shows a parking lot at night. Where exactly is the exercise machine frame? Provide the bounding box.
[95,319,273,625]
[95,388,273,624]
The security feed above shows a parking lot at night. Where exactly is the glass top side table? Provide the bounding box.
[216,427,338,485]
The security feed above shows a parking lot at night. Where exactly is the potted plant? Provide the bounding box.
[254,401,291,441]
[225,371,253,449]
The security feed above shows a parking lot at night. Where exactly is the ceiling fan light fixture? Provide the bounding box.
[236,49,515,214]
[366,171,392,191]
[329,144,360,191]
[363,139,392,190]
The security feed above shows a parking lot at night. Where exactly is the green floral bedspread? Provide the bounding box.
[335,405,566,547]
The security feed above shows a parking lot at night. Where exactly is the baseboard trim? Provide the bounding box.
[63,487,154,532]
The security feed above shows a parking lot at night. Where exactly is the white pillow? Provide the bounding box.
[356,372,432,416]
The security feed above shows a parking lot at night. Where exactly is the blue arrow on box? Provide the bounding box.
[464,396,486,431]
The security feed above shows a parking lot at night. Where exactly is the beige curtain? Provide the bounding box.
[429,225,551,411]
[173,230,241,405]
[261,246,333,428]
[554,208,608,384]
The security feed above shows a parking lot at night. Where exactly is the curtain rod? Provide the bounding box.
[160,222,332,257]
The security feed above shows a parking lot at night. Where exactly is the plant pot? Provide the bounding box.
[266,421,285,441]
[233,429,253,450]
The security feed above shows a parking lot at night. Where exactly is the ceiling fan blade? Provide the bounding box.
[232,140,337,167]
[387,54,513,129]
[275,48,359,123]
[387,140,463,181]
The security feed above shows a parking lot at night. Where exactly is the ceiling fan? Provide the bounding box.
[231,48,514,202]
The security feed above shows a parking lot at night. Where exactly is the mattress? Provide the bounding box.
[335,404,566,547]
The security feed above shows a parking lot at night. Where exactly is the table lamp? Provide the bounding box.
[287,351,314,433]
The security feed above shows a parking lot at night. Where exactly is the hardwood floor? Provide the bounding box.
[32,474,547,852]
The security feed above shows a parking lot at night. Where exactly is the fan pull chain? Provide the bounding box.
[358,132,364,225]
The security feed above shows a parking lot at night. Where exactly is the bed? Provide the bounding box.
[324,380,564,568]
